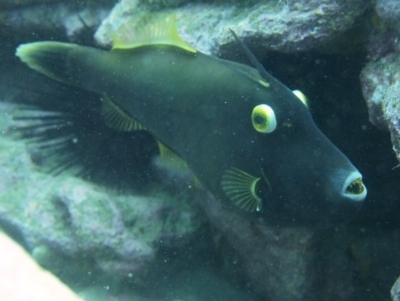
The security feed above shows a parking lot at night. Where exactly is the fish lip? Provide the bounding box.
[341,171,367,202]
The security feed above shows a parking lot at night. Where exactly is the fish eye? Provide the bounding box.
[251,104,276,133]
[292,90,309,108]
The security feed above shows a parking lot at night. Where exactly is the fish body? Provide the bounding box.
[16,13,367,227]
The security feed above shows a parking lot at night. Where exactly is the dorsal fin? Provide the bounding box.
[229,29,271,80]
[229,29,281,87]
[109,12,196,53]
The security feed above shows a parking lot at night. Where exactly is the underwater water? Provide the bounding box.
[1,1,400,301]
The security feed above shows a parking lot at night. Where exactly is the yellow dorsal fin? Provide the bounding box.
[101,95,146,131]
[109,12,196,53]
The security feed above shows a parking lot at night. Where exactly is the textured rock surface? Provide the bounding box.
[200,192,312,300]
[392,276,400,301]
[360,0,400,164]
[366,0,400,61]
[360,53,400,163]
[0,125,256,300]
[0,1,112,44]
[0,109,205,286]
[0,0,61,8]
[199,191,353,301]
[96,0,370,54]
[0,0,374,53]
[376,0,400,33]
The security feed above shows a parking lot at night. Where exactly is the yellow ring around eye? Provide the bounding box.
[251,104,276,133]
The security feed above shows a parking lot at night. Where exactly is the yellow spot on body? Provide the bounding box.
[258,79,270,88]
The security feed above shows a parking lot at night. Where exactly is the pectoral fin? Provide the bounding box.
[221,167,263,212]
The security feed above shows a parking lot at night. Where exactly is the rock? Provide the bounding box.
[144,0,188,8]
[53,178,157,276]
[376,0,400,33]
[197,189,357,301]
[0,123,205,288]
[197,188,400,301]
[366,30,400,62]
[366,0,400,62]
[0,1,112,44]
[0,0,60,9]
[347,227,400,301]
[360,53,400,163]
[0,138,79,254]
[95,0,371,54]
[392,276,400,301]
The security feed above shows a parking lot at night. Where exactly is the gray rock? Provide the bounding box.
[0,138,79,254]
[0,0,60,9]
[95,0,370,54]
[53,178,157,276]
[360,53,400,163]
[361,0,400,165]
[392,276,400,301]
[376,0,400,32]
[0,107,205,285]
[366,0,400,61]
[0,1,112,43]
[198,188,360,301]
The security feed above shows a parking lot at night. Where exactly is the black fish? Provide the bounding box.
[15,13,367,227]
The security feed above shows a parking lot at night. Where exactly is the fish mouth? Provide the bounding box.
[341,171,367,201]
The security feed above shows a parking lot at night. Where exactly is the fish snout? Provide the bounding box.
[341,171,367,202]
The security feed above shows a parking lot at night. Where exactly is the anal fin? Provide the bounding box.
[156,140,190,172]
[156,140,202,187]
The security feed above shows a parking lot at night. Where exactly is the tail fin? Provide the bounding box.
[16,42,78,85]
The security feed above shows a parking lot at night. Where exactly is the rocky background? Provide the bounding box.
[1,0,400,301]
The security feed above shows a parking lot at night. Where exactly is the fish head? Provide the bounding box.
[222,87,367,227]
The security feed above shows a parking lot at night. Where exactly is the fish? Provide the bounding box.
[15,12,367,227]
